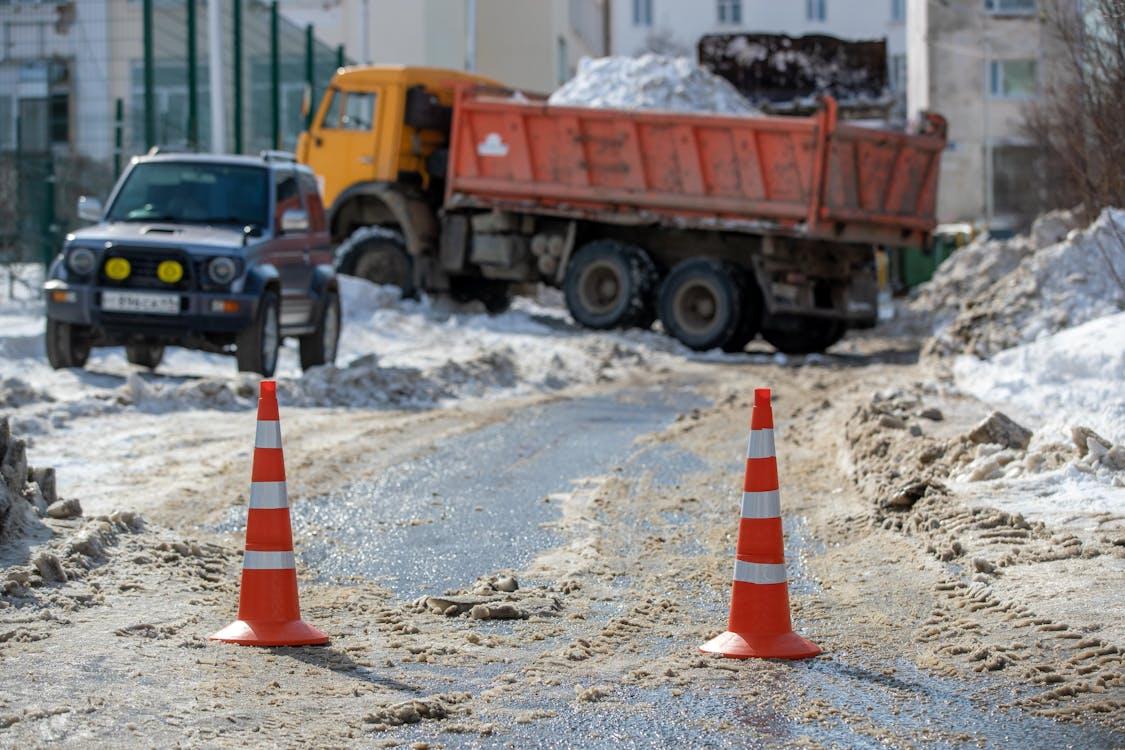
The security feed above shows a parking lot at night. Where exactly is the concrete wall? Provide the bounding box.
[907,0,1044,225]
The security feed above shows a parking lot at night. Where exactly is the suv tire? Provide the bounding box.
[236,289,282,377]
[658,259,744,351]
[45,319,91,370]
[351,235,415,298]
[299,290,341,371]
[125,342,165,369]
[563,240,656,330]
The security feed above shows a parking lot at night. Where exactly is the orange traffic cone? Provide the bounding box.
[211,380,328,647]
[700,387,819,660]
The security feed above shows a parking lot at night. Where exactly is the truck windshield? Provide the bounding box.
[106,162,269,229]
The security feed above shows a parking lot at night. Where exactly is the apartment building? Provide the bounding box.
[908,0,1047,227]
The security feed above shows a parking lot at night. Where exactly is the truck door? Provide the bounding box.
[271,166,312,327]
[302,87,381,211]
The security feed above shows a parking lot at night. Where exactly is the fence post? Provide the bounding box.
[114,99,124,177]
[305,24,315,129]
[186,0,198,149]
[336,44,344,70]
[271,1,280,150]
[143,0,155,150]
[42,161,56,267]
[233,0,243,154]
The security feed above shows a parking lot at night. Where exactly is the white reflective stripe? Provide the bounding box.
[243,550,295,570]
[255,420,282,449]
[249,481,288,509]
[741,490,781,519]
[733,560,787,585]
[746,429,775,459]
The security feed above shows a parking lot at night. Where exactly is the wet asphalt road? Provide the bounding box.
[223,386,1122,748]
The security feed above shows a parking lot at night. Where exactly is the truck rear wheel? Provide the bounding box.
[563,240,656,329]
[125,342,165,369]
[45,319,91,370]
[720,271,764,353]
[350,235,415,298]
[450,277,512,314]
[658,259,744,351]
[761,316,847,354]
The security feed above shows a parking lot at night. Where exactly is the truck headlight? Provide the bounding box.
[67,247,96,276]
[208,256,238,285]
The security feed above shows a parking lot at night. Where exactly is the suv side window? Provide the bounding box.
[273,168,301,231]
[296,171,326,232]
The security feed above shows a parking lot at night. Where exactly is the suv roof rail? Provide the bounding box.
[147,145,193,156]
[260,150,297,163]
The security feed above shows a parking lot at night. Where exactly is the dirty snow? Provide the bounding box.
[913,207,1125,358]
[549,54,760,115]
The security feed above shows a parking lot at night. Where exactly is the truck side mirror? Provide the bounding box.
[280,208,310,234]
[77,196,103,223]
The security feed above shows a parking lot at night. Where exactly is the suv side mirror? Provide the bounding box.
[77,196,103,223]
[280,208,310,234]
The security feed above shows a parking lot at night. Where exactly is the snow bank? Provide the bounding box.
[914,207,1125,358]
[549,55,759,115]
[954,312,1125,445]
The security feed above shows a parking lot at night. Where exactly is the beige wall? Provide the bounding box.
[908,0,1045,226]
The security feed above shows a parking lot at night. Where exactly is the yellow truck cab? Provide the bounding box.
[297,65,498,296]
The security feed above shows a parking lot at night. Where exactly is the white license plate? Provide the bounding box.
[101,290,181,315]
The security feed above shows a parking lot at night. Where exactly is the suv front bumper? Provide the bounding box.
[45,281,260,340]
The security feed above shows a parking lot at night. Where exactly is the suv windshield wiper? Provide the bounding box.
[116,214,182,223]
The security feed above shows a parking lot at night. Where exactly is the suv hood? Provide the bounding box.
[69,222,254,253]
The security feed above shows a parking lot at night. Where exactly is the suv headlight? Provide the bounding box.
[66,247,96,276]
[207,256,238,285]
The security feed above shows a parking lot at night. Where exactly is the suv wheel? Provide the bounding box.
[125,341,165,370]
[236,290,281,377]
[45,319,91,370]
[299,290,341,371]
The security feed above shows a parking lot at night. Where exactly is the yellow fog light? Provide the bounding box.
[157,259,184,284]
[104,257,131,281]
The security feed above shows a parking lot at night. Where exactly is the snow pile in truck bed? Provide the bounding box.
[905,207,1125,358]
[548,54,760,115]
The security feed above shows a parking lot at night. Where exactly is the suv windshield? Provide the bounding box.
[106,162,269,229]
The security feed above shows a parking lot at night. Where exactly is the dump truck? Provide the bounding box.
[297,65,946,353]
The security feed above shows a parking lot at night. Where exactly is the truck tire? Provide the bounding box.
[761,316,847,354]
[563,240,656,330]
[45,319,91,370]
[658,259,744,351]
[125,342,165,369]
[720,270,764,353]
[449,277,512,314]
[299,290,341,371]
[351,237,415,299]
[236,290,281,377]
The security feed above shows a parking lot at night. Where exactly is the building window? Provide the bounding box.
[718,0,742,24]
[557,35,569,86]
[891,0,905,22]
[984,0,1036,14]
[988,59,1037,99]
[889,54,906,91]
[633,0,653,26]
[806,0,826,22]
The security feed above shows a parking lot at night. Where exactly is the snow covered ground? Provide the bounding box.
[953,312,1125,525]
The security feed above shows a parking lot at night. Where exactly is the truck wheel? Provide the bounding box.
[761,316,847,355]
[125,342,165,369]
[45,319,91,370]
[449,277,512,314]
[236,290,281,377]
[658,259,744,351]
[299,290,341,371]
[351,236,415,298]
[563,240,656,329]
[721,271,764,353]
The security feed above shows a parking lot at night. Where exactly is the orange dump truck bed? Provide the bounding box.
[446,89,946,248]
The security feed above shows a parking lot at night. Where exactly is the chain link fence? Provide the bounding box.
[0,0,346,274]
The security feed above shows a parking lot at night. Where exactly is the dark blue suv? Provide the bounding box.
[43,151,340,376]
